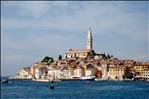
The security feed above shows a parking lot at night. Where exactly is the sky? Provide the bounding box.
[1,1,149,76]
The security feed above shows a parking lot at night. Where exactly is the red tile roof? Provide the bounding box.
[65,49,92,54]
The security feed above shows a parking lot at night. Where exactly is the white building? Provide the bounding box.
[101,64,109,80]
[62,69,72,79]
[73,67,84,78]
[34,68,42,79]
[48,68,62,80]
[83,64,95,77]
[141,69,149,80]
[16,68,32,79]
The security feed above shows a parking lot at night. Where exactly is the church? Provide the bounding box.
[65,28,95,58]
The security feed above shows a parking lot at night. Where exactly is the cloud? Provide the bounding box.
[18,1,50,19]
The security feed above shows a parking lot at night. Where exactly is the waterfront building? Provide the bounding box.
[16,67,32,79]
[65,28,95,59]
[134,64,149,74]
[72,66,84,78]
[82,63,95,77]
[48,67,62,80]
[30,66,35,78]
[34,67,42,79]
[141,69,149,80]
[101,64,109,80]
[108,66,126,80]
[40,67,49,79]
[62,69,72,79]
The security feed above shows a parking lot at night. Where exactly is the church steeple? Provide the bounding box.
[87,27,93,50]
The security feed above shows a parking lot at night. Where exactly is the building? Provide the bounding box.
[134,64,149,80]
[82,63,95,77]
[134,64,149,74]
[65,49,94,58]
[141,69,149,80]
[108,66,126,80]
[72,66,84,78]
[34,67,42,79]
[65,28,94,59]
[48,67,62,80]
[101,64,109,80]
[16,67,32,79]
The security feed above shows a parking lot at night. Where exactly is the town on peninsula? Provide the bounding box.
[13,28,149,82]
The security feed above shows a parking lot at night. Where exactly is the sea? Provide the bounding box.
[1,78,149,99]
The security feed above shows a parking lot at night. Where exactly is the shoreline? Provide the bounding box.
[7,78,149,82]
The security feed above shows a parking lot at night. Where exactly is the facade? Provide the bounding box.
[141,69,149,80]
[101,64,109,80]
[65,49,94,58]
[30,66,35,78]
[62,69,72,79]
[134,65,149,74]
[72,67,84,78]
[34,67,42,79]
[16,68,32,79]
[83,63,95,77]
[48,68,62,80]
[108,66,126,80]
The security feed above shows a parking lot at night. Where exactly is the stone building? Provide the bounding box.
[65,28,95,59]
[108,66,126,80]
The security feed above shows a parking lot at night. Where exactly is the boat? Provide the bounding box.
[94,78,102,81]
[1,79,9,84]
[49,80,55,89]
[32,79,50,82]
[80,76,95,81]
[49,85,55,89]
[32,78,61,82]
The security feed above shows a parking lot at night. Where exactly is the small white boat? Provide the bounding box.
[32,79,50,82]
[80,76,95,80]
[94,78,102,81]
[32,79,61,82]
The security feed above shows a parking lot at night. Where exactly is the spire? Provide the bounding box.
[89,27,91,32]
[87,27,93,50]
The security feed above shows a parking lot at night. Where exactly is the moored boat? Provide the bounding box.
[32,79,50,82]
[1,79,9,84]
[94,78,102,81]
[32,78,61,82]
[80,76,95,80]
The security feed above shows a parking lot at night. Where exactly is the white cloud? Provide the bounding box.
[18,1,50,19]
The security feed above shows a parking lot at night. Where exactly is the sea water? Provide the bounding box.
[1,79,149,99]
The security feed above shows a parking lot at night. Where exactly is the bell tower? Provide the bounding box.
[87,28,93,50]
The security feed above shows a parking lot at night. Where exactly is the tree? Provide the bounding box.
[107,53,111,59]
[41,56,54,63]
[58,55,62,60]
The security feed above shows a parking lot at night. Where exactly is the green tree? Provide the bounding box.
[58,55,62,60]
[41,56,54,63]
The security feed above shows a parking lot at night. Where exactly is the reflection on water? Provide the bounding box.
[1,79,149,99]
